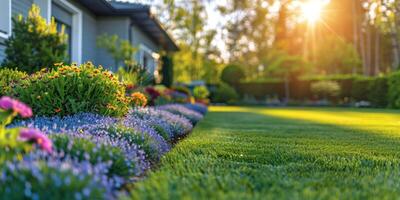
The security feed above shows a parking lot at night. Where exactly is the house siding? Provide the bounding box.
[0,0,33,63]
[96,17,130,71]
[131,24,160,74]
[65,0,97,64]
[12,0,33,18]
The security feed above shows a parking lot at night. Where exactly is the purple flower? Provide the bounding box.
[19,128,53,153]
[0,96,32,118]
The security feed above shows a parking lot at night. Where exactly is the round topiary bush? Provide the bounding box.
[214,83,239,103]
[220,64,245,86]
[311,80,341,100]
[11,62,129,117]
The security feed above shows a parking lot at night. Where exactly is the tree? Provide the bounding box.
[262,49,307,102]
[2,5,67,73]
[96,34,137,69]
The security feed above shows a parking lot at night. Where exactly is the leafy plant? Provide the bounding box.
[11,62,129,117]
[311,81,341,100]
[0,68,27,96]
[2,5,67,73]
[221,64,245,86]
[388,72,400,108]
[193,86,210,100]
[97,34,137,69]
[214,83,239,103]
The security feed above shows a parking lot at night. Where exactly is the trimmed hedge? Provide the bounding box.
[236,75,390,107]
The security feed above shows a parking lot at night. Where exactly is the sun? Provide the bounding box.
[301,0,327,24]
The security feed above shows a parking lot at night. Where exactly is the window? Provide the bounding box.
[55,19,72,62]
[0,0,12,39]
[51,0,82,64]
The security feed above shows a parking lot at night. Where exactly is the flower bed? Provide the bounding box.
[1,96,207,199]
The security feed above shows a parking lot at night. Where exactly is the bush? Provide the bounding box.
[183,103,208,115]
[352,77,372,101]
[368,76,388,107]
[214,83,239,103]
[193,86,210,100]
[0,68,27,96]
[221,64,245,86]
[11,62,129,117]
[388,72,400,108]
[311,81,341,100]
[2,5,67,73]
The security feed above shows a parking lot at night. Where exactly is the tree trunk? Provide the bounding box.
[390,25,400,70]
[366,23,372,76]
[284,74,290,104]
[351,0,359,74]
[374,28,380,75]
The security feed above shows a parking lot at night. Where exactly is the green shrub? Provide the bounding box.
[221,64,245,86]
[193,86,210,100]
[311,81,341,100]
[11,62,129,117]
[214,83,239,103]
[2,5,67,73]
[51,134,135,178]
[0,68,27,96]
[351,77,372,101]
[388,72,400,108]
[368,76,388,107]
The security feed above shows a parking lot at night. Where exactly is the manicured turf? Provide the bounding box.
[128,106,400,199]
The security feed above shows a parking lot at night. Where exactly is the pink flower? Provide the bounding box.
[19,128,53,153]
[0,96,32,118]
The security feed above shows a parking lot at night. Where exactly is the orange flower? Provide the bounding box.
[55,108,61,113]
[130,92,147,107]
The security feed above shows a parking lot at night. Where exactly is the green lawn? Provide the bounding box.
[128,106,400,199]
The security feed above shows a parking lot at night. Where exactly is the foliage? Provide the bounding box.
[220,64,245,86]
[310,81,341,100]
[161,55,174,87]
[11,62,129,117]
[351,77,372,101]
[2,5,67,73]
[96,34,137,69]
[193,86,210,100]
[116,64,154,87]
[367,76,388,107]
[314,36,362,74]
[0,68,27,96]
[388,72,400,108]
[214,83,239,103]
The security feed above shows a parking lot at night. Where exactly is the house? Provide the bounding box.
[0,0,178,75]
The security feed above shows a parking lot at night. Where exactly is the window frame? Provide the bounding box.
[0,0,12,39]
